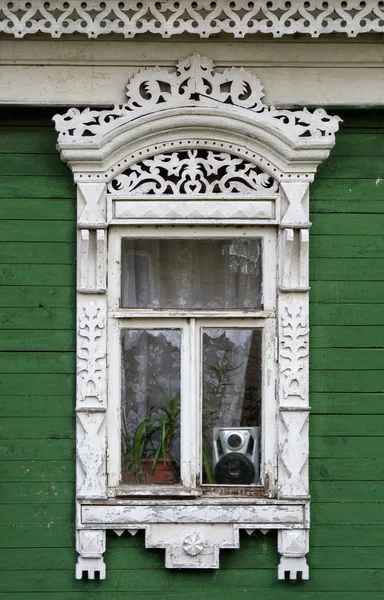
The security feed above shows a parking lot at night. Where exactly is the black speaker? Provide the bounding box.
[212,427,260,485]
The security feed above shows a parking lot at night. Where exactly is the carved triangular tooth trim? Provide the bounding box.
[245,529,256,535]
[127,529,139,536]
[113,529,125,536]
[259,529,270,535]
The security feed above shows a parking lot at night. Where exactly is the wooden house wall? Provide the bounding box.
[0,107,383,599]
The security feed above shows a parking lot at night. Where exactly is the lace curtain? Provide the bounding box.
[121,238,262,309]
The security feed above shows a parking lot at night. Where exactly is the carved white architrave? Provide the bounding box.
[2,1,384,39]
[53,54,339,581]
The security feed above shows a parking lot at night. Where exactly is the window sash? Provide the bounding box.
[107,317,277,496]
[107,226,277,496]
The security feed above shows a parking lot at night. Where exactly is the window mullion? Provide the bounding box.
[180,317,199,489]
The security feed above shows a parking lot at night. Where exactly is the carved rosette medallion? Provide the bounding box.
[183,533,204,556]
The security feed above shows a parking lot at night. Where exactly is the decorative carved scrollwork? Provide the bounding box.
[77,301,106,405]
[107,150,279,196]
[54,54,341,144]
[280,301,309,402]
[2,1,383,39]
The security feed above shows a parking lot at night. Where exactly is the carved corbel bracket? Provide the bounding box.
[78,228,107,293]
[278,529,309,580]
[76,529,106,580]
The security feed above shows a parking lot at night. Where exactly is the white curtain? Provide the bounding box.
[121,238,262,309]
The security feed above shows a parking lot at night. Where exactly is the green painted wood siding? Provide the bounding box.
[0,108,383,599]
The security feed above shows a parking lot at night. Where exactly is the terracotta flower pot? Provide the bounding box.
[121,459,176,484]
[140,458,176,484]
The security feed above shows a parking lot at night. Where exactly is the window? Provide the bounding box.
[107,228,276,496]
[53,54,339,579]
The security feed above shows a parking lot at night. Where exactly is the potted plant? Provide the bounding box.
[123,383,180,484]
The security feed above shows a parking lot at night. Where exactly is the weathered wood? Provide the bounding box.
[0,154,71,176]
[0,243,75,265]
[311,214,384,235]
[1,438,74,459]
[311,283,384,303]
[311,503,384,525]
[0,503,73,526]
[0,352,75,374]
[0,176,75,199]
[0,286,74,309]
[311,437,384,458]
[310,349,384,370]
[330,133,384,156]
[310,304,384,325]
[0,265,75,286]
[310,371,384,393]
[310,415,384,436]
[0,417,74,439]
[310,259,384,281]
[310,459,384,480]
[311,200,384,214]
[310,236,384,258]
[0,594,382,600]
[0,483,73,504]
[0,461,74,483]
[311,482,384,503]
[0,308,74,330]
[0,331,75,351]
[0,103,383,591]
[0,374,75,396]
[0,130,57,154]
[310,326,384,348]
[310,393,384,414]
[0,524,73,548]
[1,567,384,592]
[0,199,75,220]
[311,179,384,201]
[316,156,384,178]
[0,220,75,242]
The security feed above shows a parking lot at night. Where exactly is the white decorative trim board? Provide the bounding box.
[1,1,384,39]
[54,54,339,580]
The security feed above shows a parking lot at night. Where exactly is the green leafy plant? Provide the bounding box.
[133,382,180,478]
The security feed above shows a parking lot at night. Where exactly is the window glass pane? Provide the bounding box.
[121,329,181,485]
[121,238,262,309]
[202,328,261,485]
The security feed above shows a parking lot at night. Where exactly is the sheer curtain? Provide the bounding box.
[121,238,262,309]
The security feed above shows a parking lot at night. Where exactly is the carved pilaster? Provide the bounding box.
[76,297,107,500]
[277,294,309,501]
[76,529,106,580]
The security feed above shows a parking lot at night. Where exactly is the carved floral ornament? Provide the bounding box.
[53,56,339,580]
[1,1,384,39]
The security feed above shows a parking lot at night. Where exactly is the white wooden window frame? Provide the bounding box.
[53,54,340,581]
[107,226,277,497]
